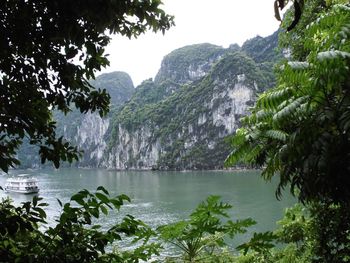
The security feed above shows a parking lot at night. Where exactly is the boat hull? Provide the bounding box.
[5,187,39,194]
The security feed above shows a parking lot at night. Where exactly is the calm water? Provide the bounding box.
[0,168,295,251]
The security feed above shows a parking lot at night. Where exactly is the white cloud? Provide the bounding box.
[100,0,280,86]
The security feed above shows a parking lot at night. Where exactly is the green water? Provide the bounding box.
[0,168,295,250]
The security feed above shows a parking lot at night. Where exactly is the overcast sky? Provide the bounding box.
[99,0,281,87]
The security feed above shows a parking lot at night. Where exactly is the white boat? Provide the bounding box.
[5,174,39,194]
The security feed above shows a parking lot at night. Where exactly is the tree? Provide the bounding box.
[226,2,350,261]
[0,0,174,172]
[225,1,350,204]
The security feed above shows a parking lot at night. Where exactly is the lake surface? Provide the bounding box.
[0,168,295,252]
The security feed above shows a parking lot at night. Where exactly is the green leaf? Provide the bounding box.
[287,61,310,70]
[90,208,99,219]
[95,192,109,203]
[265,129,288,142]
[100,205,108,215]
[97,186,109,195]
[236,231,276,255]
[32,207,47,220]
[70,193,86,206]
[273,96,307,122]
[317,50,350,60]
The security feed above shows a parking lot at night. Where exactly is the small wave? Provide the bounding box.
[124,202,153,208]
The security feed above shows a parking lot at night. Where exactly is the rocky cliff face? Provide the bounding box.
[17,71,135,168]
[56,72,135,167]
[69,112,110,166]
[102,34,280,170]
[17,32,280,170]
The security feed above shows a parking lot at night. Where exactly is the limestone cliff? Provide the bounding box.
[17,71,135,168]
[102,33,280,170]
[56,72,135,167]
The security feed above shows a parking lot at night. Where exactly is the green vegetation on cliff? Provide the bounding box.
[241,30,281,63]
[155,43,226,84]
[105,33,281,170]
[90,72,135,108]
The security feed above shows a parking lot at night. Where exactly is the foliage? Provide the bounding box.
[235,202,350,263]
[158,195,256,262]
[308,202,350,262]
[274,204,309,245]
[0,0,174,172]
[278,0,328,60]
[236,231,276,256]
[225,2,350,204]
[226,2,350,262]
[233,204,312,263]
[0,187,160,262]
[2,189,348,263]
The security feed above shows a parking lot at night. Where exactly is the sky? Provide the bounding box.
[99,0,281,87]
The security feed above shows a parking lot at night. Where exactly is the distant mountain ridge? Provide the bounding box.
[17,31,282,169]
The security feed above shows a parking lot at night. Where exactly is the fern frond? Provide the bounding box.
[255,109,274,122]
[258,87,293,111]
[273,96,308,123]
[308,4,350,31]
[225,142,252,166]
[245,144,263,163]
[333,4,350,13]
[295,102,311,119]
[265,130,288,142]
[338,24,350,39]
[339,108,350,132]
[317,50,350,61]
[261,151,281,181]
[229,128,248,147]
[287,61,310,70]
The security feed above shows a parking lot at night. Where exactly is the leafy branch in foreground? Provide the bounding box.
[158,195,256,262]
[225,3,350,204]
[0,187,160,262]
